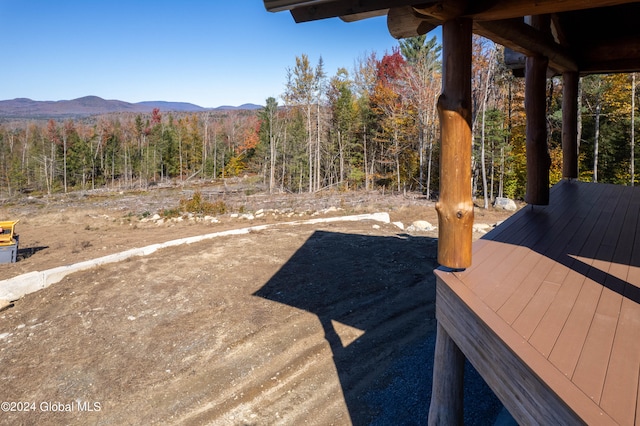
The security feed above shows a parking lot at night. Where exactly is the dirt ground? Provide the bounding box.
[0,182,516,425]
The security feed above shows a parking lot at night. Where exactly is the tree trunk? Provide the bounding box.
[481,94,489,208]
[338,130,345,184]
[577,78,583,165]
[499,146,505,198]
[562,72,579,179]
[632,73,636,186]
[62,131,68,193]
[594,89,602,182]
[479,46,496,209]
[363,124,369,190]
[316,99,321,191]
[395,129,401,192]
[307,105,313,193]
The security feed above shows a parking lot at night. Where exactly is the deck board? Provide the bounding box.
[571,290,621,403]
[511,280,560,340]
[528,268,585,357]
[497,255,555,325]
[547,277,602,378]
[483,247,541,311]
[600,298,640,425]
[435,180,640,425]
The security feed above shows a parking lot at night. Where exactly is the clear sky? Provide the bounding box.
[0,0,432,108]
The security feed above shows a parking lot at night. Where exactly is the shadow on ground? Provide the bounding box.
[17,245,48,261]
[254,230,502,425]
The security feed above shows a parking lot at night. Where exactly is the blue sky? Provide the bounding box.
[0,0,435,108]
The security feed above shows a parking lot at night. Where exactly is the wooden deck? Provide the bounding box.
[435,180,640,425]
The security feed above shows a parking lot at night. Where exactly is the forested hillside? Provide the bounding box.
[1,36,638,200]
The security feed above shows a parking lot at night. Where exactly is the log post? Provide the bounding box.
[435,18,474,269]
[525,15,551,205]
[428,322,465,426]
[562,71,579,179]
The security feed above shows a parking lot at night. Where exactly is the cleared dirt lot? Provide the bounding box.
[0,184,514,425]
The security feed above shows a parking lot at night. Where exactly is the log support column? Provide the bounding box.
[525,16,551,205]
[562,71,579,179]
[430,18,472,425]
[428,322,465,426]
[435,18,474,269]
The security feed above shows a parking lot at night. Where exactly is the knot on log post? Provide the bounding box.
[435,200,473,269]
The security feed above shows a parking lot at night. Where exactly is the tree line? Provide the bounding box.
[1,36,638,201]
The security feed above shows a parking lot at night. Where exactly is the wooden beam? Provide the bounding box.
[428,322,465,425]
[580,59,640,75]
[412,0,467,21]
[578,35,640,71]
[340,9,387,22]
[263,0,331,13]
[287,0,418,22]
[464,0,637,21]
[473,19,578,72]
[562,72,579,179]
[387,6,437,39]
[388,10,578,73]
[435,18,474,269]
[524,15,551,205]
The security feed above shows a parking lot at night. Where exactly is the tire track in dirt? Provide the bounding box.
[1,221,440,425]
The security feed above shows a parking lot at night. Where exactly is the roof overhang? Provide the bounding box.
[264,0,640,75]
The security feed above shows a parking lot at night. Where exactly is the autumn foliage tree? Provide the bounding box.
[1,37,639,201]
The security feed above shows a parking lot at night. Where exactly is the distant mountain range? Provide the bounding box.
[0,96,263,118]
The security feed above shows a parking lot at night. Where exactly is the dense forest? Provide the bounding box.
[1,36,639,202]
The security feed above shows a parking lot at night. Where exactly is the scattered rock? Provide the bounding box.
[392,221,404,230]
[321,206,340,214]
[407,220,436,232]
[203,216,219,223]
[473,223,492,233]
[494,197,517,212]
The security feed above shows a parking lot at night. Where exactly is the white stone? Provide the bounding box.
[494,197,517,211]
[410,220,436,231]
[392,221,404,230]
[473,223,492,233]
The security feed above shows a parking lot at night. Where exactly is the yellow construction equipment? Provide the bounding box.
[0,220,19,263]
